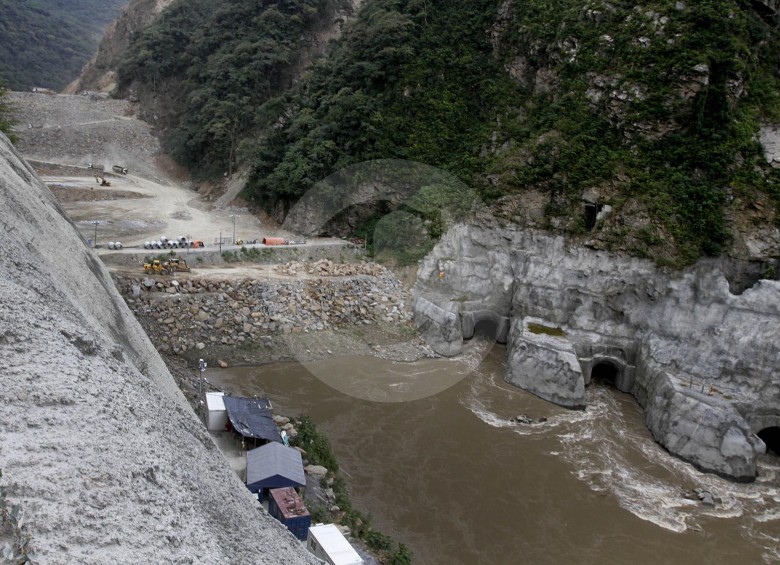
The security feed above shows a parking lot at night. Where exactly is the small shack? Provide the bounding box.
[268,487,311,541]
[246,441,306,500]
[205,392,228,431]
[223,396,281,448]
[307,524,364,565]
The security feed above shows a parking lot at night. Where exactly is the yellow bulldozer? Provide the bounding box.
[143,259,171,275]
[167,258,191,272]
[142,257,190,275]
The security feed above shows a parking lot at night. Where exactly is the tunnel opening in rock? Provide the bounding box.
[590,362,619,388]
[584,203,598,230]
[473,318,501,342]
[757,427,780,456]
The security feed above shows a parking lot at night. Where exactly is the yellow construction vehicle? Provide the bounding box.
[143,257,190,275]
[143,259,171,275]
[167,258,190,272]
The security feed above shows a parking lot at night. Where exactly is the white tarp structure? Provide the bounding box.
[206,392,228,431]
[307,524,363,565]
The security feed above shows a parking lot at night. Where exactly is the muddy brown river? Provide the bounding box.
[207,342,780,565]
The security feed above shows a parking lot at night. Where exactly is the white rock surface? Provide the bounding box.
[0,133,316,563]
[415,223,779,480]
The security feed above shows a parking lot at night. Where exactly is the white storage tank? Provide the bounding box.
[307,524,364,565]
[206,392,228,431]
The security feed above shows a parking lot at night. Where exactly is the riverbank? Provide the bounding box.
[124,262,430,564]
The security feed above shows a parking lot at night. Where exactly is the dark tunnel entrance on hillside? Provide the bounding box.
[590,362,619,388]
[462,311,509,344]
[758,427,780,456]
[473,318,501,342]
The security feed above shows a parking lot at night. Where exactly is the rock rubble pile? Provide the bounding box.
[114,272,412,354]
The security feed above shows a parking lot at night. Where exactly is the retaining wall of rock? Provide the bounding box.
[113,266,412,355]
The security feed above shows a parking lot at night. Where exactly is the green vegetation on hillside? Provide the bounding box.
[247,0,512,209]
[117,0,780,265]
[488,0,780,262]
[0,0,126,91]
[117,0,352,176]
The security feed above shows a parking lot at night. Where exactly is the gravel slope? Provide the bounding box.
[0,133,316,563]
[9,92,162,181]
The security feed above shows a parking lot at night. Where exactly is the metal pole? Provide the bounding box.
[219,231,222,254]
[198,358,207,404]
[92,220,98,247]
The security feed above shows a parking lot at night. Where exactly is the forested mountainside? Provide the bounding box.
[116,0,355,174]
[0,0,126,91]
[116,0,780,266]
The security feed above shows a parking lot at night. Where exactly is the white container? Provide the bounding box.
[307,524,363,565]
[206,392,228,431]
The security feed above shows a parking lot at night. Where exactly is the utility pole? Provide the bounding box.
[219,231,222,254]
[198,358,207,402]
[91,220,100,248]
[230,214,239,245]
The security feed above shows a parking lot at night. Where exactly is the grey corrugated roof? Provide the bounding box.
[223,396,280,442]
[246,442,306,487]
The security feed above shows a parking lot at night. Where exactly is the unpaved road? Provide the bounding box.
[10,91,348,257]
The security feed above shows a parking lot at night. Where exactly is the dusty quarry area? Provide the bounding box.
[9,91,347,252]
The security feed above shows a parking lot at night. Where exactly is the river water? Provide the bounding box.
[207,342,780,565]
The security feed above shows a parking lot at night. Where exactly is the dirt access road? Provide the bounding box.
[10,91,347,260]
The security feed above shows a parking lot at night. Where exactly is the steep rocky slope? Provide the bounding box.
[0,132,315,563]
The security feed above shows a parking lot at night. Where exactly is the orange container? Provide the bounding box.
[262,237,287,245]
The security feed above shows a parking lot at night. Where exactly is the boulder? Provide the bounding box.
[304,465,328,477]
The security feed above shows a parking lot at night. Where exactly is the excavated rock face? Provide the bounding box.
[0,133,315,563]
[414,223,778,481]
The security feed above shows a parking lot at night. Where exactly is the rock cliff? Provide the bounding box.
[414,223,780,481]
[0,132,315,562]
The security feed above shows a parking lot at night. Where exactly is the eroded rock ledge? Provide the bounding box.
[413,224,780,481]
